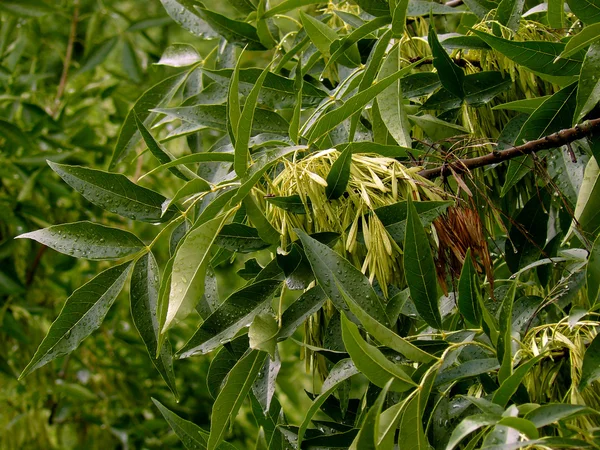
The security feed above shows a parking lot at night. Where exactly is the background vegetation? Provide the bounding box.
[3,0,600,449]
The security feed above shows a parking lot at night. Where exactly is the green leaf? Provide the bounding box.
[403,198,443,330]
[588,235,600,305]
[296,229,389,327]
[428,26,464,99]
[505,192,550,272]
[446,414,500,450]
[342,290,435,363]
[492,354,544,407]
[178,279,282,357]
[131,253,178,399]
[395,392,429,450]
[0,0,53,17]
[458,249,481,326]
[152,398,209,449]
[566,0,600,24]
[354,0,390,16]
[215,223,270,253]
[160,0,218,37]
[548,0,565,28]
[407,1,465,15]
[248,313,278,357]
[575,42,600,123]
[143,152,234,179]
[111,73,187,168]
[17,221,145,260]
[392,0,409,36]
[376,45,412,147]
[20,262,132,378]
[157,43,202,67]
[122,37,142,83]
[135,113,196,181]
[227,0,257,15]
[434,358,500,387]
[48,162,174,223]
[0,119,34,150]
[195,4,265,50]
[228,51,243,146]
[350,379,392,450]
[208,350,268,450]
[341,314,416,392]
[580,332,600,389]
[279,286,327,340]
[306,62,416,142]
[375,200,452,244]
[235,63,271,177]
[560,23,600,59]
[154,104,289,134]
[297,359,359,448]
[207,336,248,399]
[325,146,353,200]
[263,0,321,18]
[501,83,577,196]
[496,417,539,439]
[408,114,468,141]
[524,403,596,427]
[473,30,584,79]
[162,178,212,214]
[265,195,308,214]
[243,195,281,245]
[496,0,526,31]
[78,37,118,74]
[164,211,232,332]
[492,96,550,114]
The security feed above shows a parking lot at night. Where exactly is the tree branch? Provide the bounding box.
[418,118,600,179]
[52,0,79,118]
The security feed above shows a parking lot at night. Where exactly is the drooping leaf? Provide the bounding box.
[325,146,353,200]
[178,279,281,357]
[296,229,389,327]
[446,414,500,450]
[131,253,178,399]
[164,211,232,332]
[524,403,597,427]
[341,314,416,392]
[252,351,281,414]
[248,313,279,357]
[349,379,392,450]
[111,72,187,168]
[208,350,268,450]
[473,30,584,79]
[78,37,118,74]
[20,262,132,378]
[162,178,212,215]
[160,0,219,37]
[215,223,270,253]
[403,198,443,329]
[278,286,327,340]
[48,162,175,223]
[457,249,481,326]
[152,398,210,449]
[496,0,526,31]
[17,221,145,260]
[560,23,600,59]
[296,359,359,448]
[243,195,281,245]
[157,43,202,67]
[195,4,266,50]
[588,235,600,305]
[492,354,545,407]
[575,42,600,123]
[428,26,464,99]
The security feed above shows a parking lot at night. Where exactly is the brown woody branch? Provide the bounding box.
[418,118,600,179]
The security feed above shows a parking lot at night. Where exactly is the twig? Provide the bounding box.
[418,118,600,179]
[26,245,47,286]
[52,0,80,118]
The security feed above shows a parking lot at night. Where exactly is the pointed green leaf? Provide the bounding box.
[428,26,465,99]
[248,313,278,357]
[135,112,196,181]
[208,350,268,450]
[160,0,219,37]
[157,43,202,67]
[325,146,353,200]
[131,253,178,399]
[20,262,132,378]
[48,162,175,223]
[111,73,187,168]
[496,0,526,31]
[279,286,327,340]
[152,398,210,449]
[17,221,145,260]
[457,249,481,326]
[575,42,600,122]
[296,229,389,327]
[235,63,272,177]
[403,199,442,329]
[297,359,359,448]
[178,279,281,357]
[566,0,600,24]
[588,235,600,305]
[524,403,596,427]
[446,414,500,450]
[195,4,265,50]
[215,223,270,253]
[243,195,281,245]
[164,211,232,332]
[560,23,600,59]
[492,354,545,407]
[341,314,416,392]
[350,379,392,450]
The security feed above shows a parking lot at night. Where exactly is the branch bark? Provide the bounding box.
[418,118,600,179]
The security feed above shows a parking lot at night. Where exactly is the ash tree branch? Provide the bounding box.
[418,118,600,180]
